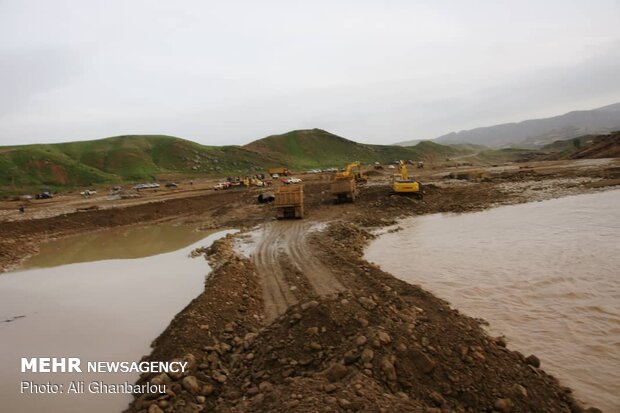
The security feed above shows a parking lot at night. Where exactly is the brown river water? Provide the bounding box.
[0,224,233,413]
[366,189,620,412]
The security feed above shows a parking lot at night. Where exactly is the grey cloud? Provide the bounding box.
[0,47,84,116]
[0,0,619,146]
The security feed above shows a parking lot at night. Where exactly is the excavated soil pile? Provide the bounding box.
[124,223,595,413]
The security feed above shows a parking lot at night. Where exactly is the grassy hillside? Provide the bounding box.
[244,129,470,168]
[0,135,276,195]
[475,148,536,163]
[1,129,475,196]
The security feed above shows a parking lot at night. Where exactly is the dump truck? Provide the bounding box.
[274,184,304,219]
[330,177,357,203]
[268,167,290,177]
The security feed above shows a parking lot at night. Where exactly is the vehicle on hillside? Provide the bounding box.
[165,182,178,188]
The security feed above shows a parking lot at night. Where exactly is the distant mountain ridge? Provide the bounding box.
[396,102,620,148]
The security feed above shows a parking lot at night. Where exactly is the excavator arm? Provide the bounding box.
[399,160,409,180]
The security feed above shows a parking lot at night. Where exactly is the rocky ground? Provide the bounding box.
[1,158,619,412]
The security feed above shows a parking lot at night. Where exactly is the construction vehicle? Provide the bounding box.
[268,167,290,178]
[330,178,357,203]
[274,184,304,219]
[392,160,422,197]
[335,161,367,183]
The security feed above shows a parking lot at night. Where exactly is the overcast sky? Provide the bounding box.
[1,0,619,146]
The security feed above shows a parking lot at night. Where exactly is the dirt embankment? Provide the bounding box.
[123,219,596,413]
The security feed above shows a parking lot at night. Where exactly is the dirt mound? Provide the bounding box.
[124,223,591,413]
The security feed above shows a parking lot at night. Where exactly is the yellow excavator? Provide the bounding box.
[392,160,422,197]
[336,161,368,183]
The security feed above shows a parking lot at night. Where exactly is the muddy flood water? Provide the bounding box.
[366,189,620,412]
[0,224,233,413]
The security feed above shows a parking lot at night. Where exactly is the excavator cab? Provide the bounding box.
[336,161,367,183]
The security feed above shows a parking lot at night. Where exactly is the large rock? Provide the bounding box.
[525,354,541,368]
[377,331,392,345]
[182,376,200,394]
[494,398,514,413]
[343,349,360,364]
[410,349,436,374]
[150,373,171,386]
[148,404,164,413]
[381,356,397,381]
[361,348,375,362]
[259,381,274,392]
[324,363,349,382]
[358,297,377,310]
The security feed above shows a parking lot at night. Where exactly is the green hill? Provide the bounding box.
[1,130,474,196]
[0,135,276,194]
[244,129,469,168]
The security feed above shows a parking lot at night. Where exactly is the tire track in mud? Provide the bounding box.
[284,221,344,296]
[252,220,344,322]
[253,223,298,322]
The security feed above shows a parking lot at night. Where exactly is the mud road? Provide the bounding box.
[253,221,344,321]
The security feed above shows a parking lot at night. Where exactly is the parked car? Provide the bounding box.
[281,177,302,184]
[80,190,97,198]
[35,191,53,199]
[213,182,231,190]
[165,182,178,188]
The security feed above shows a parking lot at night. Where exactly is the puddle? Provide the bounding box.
[0,225,234,413]
[365,190,620,412]
[22,223,212,268]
